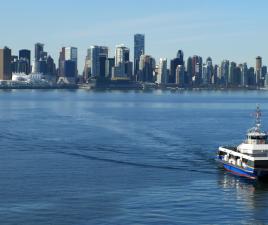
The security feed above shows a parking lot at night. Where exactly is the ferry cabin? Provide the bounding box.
[218,132,268,175]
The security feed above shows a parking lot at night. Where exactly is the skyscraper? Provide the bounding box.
[99,54,107,78]
[170,50,184,83]
[192,55,202,86]
[90,46,108,77]
[202,57,213,85]
[35,43,44,61]
[59,47,78,77]
[213,65,219,85]
[176,65,185,86]
[19,49,31,64]
[33,43,49,74]
[19,49,31,74]
[113,45,132,78]
[64,60,76,77]
[58,47,66,77]
[115,45,130,66]
[256,56,262,86]
[0,47,12,80]
[228,62,237,86]
[186,57,193,85]
[262,66,267,77]
[11,56,18,73]
[134,34,145,76]
[65,47,78,64]
[220,60,230,86]
[248,67,255,86]
[83,48,92,81]
[46,56,56,76]
[177,50,184,62]
[138,55,155,82]
[156,58,168,84]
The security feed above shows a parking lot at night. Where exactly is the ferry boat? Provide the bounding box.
[217,106,268,180]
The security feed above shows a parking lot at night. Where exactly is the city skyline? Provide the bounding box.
[1,0,268,72]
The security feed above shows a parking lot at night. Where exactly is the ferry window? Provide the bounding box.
[249,136,267,140]
[247,160,254,167]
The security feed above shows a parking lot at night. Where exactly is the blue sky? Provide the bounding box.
[1,0,267,73]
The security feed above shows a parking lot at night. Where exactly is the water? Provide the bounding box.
[1,90,268,225]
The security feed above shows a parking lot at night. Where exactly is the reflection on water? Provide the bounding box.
[219,172,268,222]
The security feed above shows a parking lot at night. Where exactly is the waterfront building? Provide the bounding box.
[59,47,78,77]
[228,62,237,86]
[0,47,12,80]
[113,45,132,79]
[12,73,43,82]
[261,66,267,86]
[234,66,242,86]
[11,56,18,73]
[156,58,168,84]
[107,57,115,78]
[134,34,145,76]
[262,66,267,77]
[170,50,184,83]
[46,56,56,76]
[64,60,76,77]
[115,44,129,65]
[19,49,31,74]
[176,65,185,86]
[154,65,159,83]
[202,64,208,85]
[90,45,108,77]
[256,56,262,86]
[58,47,66,77]
[17,58,30,74]
[35,43,44,61]
[177,50,184,62]
[202,57,213,85]
[83,49,91,81]
[99,54,107,78]
[33,43,49,74]
[13,51,32,75]
[19,49,31,63]
[265,72,268,88]
[220,60,229,86]
[215,65,222,84]
[138,55,155,82]
[262,66,267,78]
[39,60,48,74]
[247,67,255,86]
[213,65,219,85]
[191,55,202,86]
[186,57,193,85]
[125,61,133,78]
[65,47,78,75]
[241,63,248,87]
[65,47,78,64]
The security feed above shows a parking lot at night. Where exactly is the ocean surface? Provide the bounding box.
[1,89,268,225]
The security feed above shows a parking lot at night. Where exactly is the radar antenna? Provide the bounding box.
[255,105,262,131]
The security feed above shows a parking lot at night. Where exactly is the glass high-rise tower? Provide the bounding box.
[35,43,44,61]
[0,47,12,80]
[134,34,145,76]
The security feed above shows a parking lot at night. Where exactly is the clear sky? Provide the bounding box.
[1,0,267,73]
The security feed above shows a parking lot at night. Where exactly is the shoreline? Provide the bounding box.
[0,84,265,91]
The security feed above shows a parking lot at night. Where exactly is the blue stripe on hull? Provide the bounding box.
[223,163,257,179]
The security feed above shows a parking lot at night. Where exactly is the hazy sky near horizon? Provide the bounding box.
[1,0,267,72]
